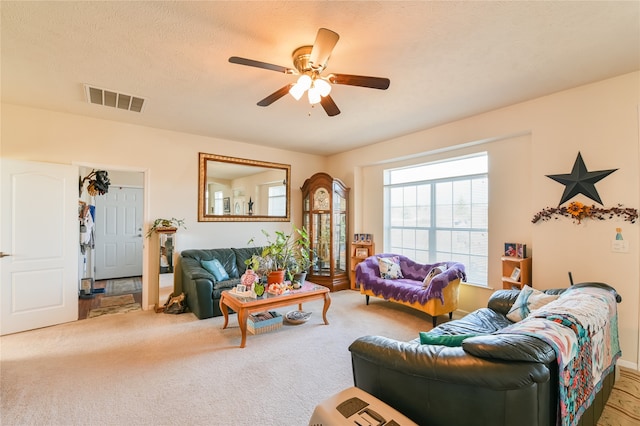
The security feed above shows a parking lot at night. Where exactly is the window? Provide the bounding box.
[213,191,223,215]
[384,153,488,286]
[268,184,286,216]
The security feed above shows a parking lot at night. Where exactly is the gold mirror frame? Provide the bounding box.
[198,153,291,222]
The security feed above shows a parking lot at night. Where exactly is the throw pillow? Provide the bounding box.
[200,258,230,282]
[378,256,403,279]
[422,264,448,288]
[419,332,479,347]
[506,285,559,322]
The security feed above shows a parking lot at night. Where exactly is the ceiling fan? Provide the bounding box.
[229,28,390,117]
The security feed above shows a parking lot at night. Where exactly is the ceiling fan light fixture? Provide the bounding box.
[315,78,331,97]
[289,74,312,100]
[308,86,321,105]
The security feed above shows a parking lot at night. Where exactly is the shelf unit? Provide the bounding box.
[349,241,375,290]
[501,256,532,290]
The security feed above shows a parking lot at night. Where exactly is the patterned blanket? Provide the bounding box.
[496,287,620,426]
[356,255,466,305]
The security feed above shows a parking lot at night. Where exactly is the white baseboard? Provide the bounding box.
[617,358,638,371]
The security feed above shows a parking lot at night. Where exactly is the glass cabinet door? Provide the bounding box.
[333,190,347,273]
[312,212,331,276]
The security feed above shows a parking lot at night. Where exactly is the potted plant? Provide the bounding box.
[256,228,294,285]
[245,225,314,287]
[145,217,186,238]
[287,226,316,287]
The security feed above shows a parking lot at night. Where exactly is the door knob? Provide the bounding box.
[0,252,11,258]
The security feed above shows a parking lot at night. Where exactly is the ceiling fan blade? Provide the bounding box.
[328,73,390,90]
[257,84,294,107]
[320,95,341,117]
[229,56,294,74]
[309,28,340,69]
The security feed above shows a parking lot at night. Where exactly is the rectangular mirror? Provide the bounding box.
[198,153,291,222]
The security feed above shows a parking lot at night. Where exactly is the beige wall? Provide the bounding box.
[328,72,640,368]
[2,71,639,368]
[1,105,327,309]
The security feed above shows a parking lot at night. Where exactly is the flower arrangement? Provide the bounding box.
[532,202,638,224]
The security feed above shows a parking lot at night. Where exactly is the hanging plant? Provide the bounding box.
[532,202,638,224]
[79,170,111,196]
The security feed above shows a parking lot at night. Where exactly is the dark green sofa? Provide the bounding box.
[180,247,264,319]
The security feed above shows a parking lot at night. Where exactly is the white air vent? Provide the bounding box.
[84,84,145,113]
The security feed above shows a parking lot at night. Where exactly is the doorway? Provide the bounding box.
[78,167,146,318]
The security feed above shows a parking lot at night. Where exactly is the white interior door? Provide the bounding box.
[94,187,143,280]
[1,159,78,335]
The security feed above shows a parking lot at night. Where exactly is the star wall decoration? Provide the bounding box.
[546,152,617,206]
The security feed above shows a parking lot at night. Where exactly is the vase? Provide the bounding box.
[292,272,307,286]
[241,269,258,290]
[267,270,286,285]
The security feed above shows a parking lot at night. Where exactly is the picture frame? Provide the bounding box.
[223,197,231,214]
[510,267,521,282]
[516,243,527,259]
[353,233,360,243]
[504,243,517,257]
[355,248,369,258]
[80,277,94,295]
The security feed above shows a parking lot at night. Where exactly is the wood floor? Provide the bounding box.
[77,278,142,320]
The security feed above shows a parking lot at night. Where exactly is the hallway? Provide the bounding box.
[78,276,142,320]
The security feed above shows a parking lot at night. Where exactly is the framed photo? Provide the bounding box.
[365,234,372,243]
[80,277,94,295]
[353,233,360,243]
[516,243,527,259]
[223,197,231,214]
[355,248,369,258]
[510,267,521,282]
[504,243,517,257]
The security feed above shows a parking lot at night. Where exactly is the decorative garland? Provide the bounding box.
[532,202,638,224]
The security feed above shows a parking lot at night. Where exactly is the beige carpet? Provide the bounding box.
[1,290,637,425]
[1,291,431,425]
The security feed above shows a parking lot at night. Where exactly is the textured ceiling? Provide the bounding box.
[1,1,638,156]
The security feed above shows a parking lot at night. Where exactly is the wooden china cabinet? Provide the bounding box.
[301,173,350,291]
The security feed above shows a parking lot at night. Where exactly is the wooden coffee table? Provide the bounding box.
[220,281,331,348]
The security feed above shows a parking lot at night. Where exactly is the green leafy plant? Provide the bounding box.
[245,225,316,279]
[146,217,186,238]
[289,226,316,274]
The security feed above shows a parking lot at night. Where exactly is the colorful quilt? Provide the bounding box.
[496,287,620,426]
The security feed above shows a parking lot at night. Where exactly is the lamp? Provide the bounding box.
[308,85,321,105]
[289,73,331,104]
[314,78,331,97]
[289,74,312,100]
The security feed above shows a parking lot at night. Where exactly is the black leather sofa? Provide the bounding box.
[348,283,621,426]
[180,247,264,319]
